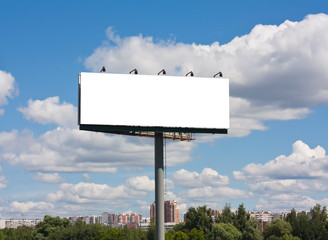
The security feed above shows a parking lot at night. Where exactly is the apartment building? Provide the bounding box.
[101,212,142,228]
[0,219,41,229]
[150,200,179,224]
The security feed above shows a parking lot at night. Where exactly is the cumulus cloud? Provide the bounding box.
[234,140,328,211]
[0,127,193,172]
[46,181,147,204]
[256,195,328,212]
[0,70,18,114]
[186,186,251,201]
[32,172,65,183]
[18,96,77,127]
[125,176,154,191]
[172,168,230,188]
[9,201,54,214]
[233,140,327,181]
[169,168,249,208]
[1,199,115,218]
[85,13,328,138]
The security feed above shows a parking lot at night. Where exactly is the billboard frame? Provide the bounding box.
[78,72,229,136]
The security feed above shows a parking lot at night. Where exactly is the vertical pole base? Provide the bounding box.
[155,132,164,240]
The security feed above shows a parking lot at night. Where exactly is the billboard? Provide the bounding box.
[78,72,229,134]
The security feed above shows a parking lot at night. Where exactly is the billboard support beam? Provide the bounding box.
[155,132,164,240]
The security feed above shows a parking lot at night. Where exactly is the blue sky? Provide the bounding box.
[0,0,328,219]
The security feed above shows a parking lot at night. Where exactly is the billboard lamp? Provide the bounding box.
[213,71,223,77]
[158,69,166,75]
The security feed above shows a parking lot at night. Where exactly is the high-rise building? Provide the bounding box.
[150,200,179,223]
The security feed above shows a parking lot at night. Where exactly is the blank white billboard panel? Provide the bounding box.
[79,72,229,133]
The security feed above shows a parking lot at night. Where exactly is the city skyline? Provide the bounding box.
[1,0,328,220]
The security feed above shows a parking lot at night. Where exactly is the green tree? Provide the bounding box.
[170,223,186,233]
[235,204,249,233]
[166,231,174,240]
[308,204,328,240]
[241,218,262,240]
[294,211,310,240]
[3,228,16,240]
[220,203,233,224]
[266,234,300,240]
[211,223,241,240]
[33,215,72,239]
[188,228,204,240]
[96,226,125,240]
[171,231,189,240]
[286,209,297,231]
[184,205,212,235]
[263,219,293,240]
[15,226,34,240]
[147,219,156,240]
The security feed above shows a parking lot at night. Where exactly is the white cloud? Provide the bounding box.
[0,70,18,114]
[0,176,8,189]
[46,182,147,204]
[9,201,54,214]
[169,168,249,208]
[233,140,327,181]
[82,173,93,181]
[18,96,77,128]
[247,179,328,194]
[255,195,328,212]
[125,176,154,191]
[172,168,229,188]
[0,198,128,218]
[0,127,193,172]
[234,140,328,211]
[85,13,328,138]
[178,203,187,214]
[32,172,65,183]
[186,186,251,201]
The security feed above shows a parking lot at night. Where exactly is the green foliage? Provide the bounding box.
[242,219,262,240]
[166,231,174,240]
[147,218,156,240]
[220,203,234,224]
[97,226,125,240]
[266,234,300,240]
[285,205,328,240]
[3,228,16,240]
[171,223,186,233]
[34,215,72,238]
[184,205,212,235]
[171,231,189,240]
[188,228,204,240]
[307,204,328,240]
[235,204,249,233]
[15,226,34,240]
[263,219,293,240]
[210,223,242,240]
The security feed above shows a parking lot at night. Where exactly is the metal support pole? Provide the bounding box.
[155,132,164,240]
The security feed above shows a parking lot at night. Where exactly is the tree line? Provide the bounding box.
[0,204,327,239]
